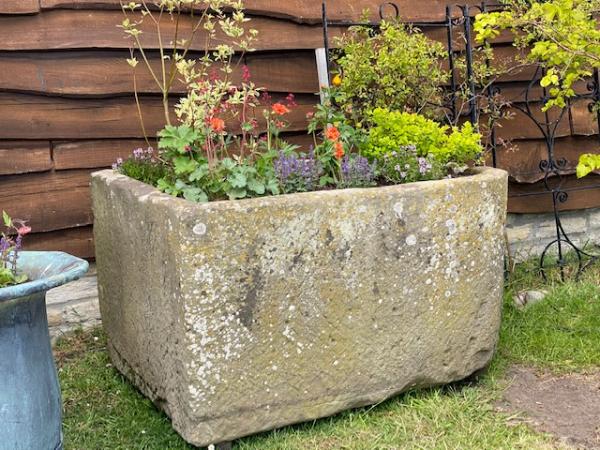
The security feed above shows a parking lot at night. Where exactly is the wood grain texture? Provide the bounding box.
[39,0,491,23]
[493,137,600,183]
[3,187,92,233]
[0,10,341,51]
[53,139,153,169]
[0,93,316,139]
[0,50,319,96]
[1,170,94,233]
[0,9,500,52]
[25,226,95,259]
[0,0,40,14]
[487,100,598,141]
[508,175,600,213]
[0,141,53,175]
[0,46,538,98]
[0,169,92,197]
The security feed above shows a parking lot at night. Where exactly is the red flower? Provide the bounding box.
[262,91,272,103]
[242,65,251,83]
[286,93,297,108]
[325,126,341,141]
[17,226,31,236]
[334,141,345,160]
[209,117,226,132]
[272,103,291,115]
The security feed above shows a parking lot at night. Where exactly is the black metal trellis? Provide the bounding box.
[321,1,600,281]
[491,65,600,281]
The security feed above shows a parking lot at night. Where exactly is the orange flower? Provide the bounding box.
[272,103,291,115]
[209,117,225,132]
[334,141,345,160]
[325,126,341,141]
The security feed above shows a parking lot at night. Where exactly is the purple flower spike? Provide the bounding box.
[340,155,376,188]
[274,150,323,193]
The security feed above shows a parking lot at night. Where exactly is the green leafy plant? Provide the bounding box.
[115,147,167,186]
[576,153,600,178]
[363,108,483,165]
[0,211,30,288]
[117,1,305,202]
[120,0,258,138]
[117,2,487,202]
[475,0,600,111]
[331,21,450,122]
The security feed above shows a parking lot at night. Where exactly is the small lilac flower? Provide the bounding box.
[132,147,155,161]
[400,172,407,179]
[112,157,124,170]
[418,157,432,175]
[394,164,401,172]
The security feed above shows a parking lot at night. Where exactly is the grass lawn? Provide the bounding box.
[56,263,600,449]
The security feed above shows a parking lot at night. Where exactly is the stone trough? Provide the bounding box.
[91,167,508,447]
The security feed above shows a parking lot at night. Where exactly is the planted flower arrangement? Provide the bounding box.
[0,212,88,450]
[91,1,508,447]
[0,212,31,288]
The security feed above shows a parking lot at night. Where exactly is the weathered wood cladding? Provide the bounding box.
[0,1,598,258]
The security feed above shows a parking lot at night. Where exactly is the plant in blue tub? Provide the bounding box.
[0,211,31,288]
[0,242,89,449]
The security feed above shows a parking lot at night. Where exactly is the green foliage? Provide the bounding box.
[443,122,484,165]
[119,159,168,187]
[117,3,486,202]
[577,153,600,178]
[377,148,445,184]
[475,0,600,111]
[0,268,27,288]
[364,109,447,160]
[307,92,368,185]
[157,126,201,154]
[152,125,280,202]
[2,211,11,228]
[332,21,450,122]
[364,109,483,165]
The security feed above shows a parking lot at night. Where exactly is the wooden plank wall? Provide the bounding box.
[0,0,598,258]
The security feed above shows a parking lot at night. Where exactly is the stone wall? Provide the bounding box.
[506,208,600,261]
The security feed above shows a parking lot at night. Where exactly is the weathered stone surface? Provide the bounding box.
[91,167,508,447]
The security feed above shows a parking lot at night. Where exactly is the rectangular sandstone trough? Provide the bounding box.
[92,167,508,447]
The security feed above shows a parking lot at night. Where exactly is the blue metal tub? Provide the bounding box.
[0,252,89,450]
